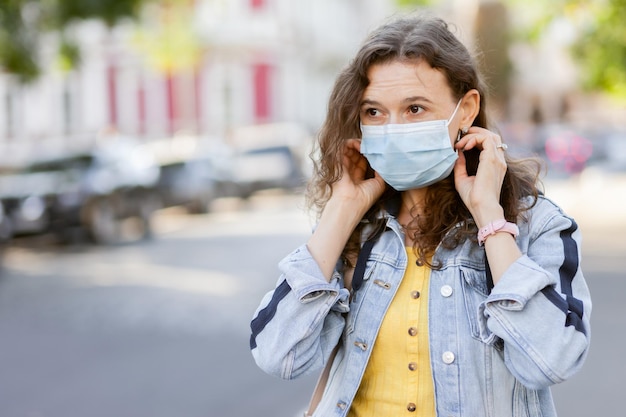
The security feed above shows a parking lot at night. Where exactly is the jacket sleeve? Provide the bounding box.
[478,200,592,390]
[249,243,350,380]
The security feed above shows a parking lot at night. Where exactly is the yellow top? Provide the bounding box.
[348,248,436,417]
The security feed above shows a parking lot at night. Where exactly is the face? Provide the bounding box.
[360,59,464,145]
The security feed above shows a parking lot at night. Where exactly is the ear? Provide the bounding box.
[459,89,480,129]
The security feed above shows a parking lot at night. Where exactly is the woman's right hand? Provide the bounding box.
[306,139,386,282]
[330,139,386,212]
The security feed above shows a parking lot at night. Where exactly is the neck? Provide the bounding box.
[398,188,428,228]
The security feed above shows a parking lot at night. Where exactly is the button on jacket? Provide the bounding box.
[250,195,591,417]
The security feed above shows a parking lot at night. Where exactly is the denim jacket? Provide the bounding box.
[250,195,591,417]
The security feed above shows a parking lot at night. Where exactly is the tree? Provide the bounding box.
[502,0,626,99]
[394,0,513,115]
[396,0,626,99]
[0,0,149,82]
[395,0,435,6]
[131,2,202,73]
[0,0,41,82]
[571,0,626,97]
[473,2,511,117]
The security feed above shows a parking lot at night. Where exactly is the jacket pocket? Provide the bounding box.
[460,265,489,341]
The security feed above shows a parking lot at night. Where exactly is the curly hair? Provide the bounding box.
[306,14,543,268]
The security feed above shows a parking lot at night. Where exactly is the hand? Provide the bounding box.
[453,127,508,227]
[306,139,386,281]
[330,139,386,215]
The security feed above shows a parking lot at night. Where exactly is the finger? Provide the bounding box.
[370,170,387,192]
[457,132,503,154]
[344,139,365,164]
[342,139,370,181]
[345,138,361,152]
[343,139,361,161]
[453,148,468,179]
[455,130,484,151]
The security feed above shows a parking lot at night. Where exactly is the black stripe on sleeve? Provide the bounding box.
[559,220,580,294]
[250,279,292,350]
[541,286,586,334]
[541,217,586,335]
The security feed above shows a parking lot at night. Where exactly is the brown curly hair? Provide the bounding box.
[306,14,543,268]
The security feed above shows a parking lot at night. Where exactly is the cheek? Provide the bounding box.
[447,125,459,146]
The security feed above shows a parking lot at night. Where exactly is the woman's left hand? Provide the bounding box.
[453,126,508,228]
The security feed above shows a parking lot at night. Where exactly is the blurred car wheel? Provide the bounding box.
[85,197,120,245]
[185,194,212,214]
[137,191,161,240]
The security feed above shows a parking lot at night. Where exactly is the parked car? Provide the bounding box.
[0,200,10,273]
[0,165,59,237]
[146,135,236,213]
[0,138,160,245]
[230,144,305,198]
[0,200,12,243]
[154,157,218,214]
[227,123,310,198]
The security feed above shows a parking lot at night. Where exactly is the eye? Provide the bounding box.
[366,108,380,117]
[409,105,424,114]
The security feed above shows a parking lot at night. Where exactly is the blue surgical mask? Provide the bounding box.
[360,100,461,191]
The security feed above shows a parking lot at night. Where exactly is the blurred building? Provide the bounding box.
[2,0,618,169]
[0,0,394,167]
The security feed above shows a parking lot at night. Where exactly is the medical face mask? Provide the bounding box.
[360,100,461,191]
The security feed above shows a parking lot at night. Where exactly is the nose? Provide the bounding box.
[389,113,404,124]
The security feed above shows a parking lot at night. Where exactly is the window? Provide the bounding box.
[250,0,265,11]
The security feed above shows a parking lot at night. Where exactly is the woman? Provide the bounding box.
[250,14,591,417]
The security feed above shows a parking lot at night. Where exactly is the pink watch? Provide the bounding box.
[477,219,519,246]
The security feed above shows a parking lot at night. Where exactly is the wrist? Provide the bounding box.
[477,219,519,246]
[318,197,366,237]
[473,204,505,229]
[325,194,371,223]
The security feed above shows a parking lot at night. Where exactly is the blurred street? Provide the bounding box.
[0,191,319,417]
[0,174,624,417]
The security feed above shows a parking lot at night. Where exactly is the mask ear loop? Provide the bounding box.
[448,98,464,145]
[446,99,463,127]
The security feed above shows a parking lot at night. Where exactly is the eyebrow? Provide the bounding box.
[360,99,380,108]
[403,96,434,104]
[360,96,434,107]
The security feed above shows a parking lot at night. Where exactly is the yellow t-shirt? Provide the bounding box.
[349,248,436,416]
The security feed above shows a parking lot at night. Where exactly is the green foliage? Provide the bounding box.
[57,38,81,72]
[132,3,202,72]
[0,0,151,82]
[505,0,626,98]
[572,0,626,97]
[0,0,40,82]
[398,0,626,97]
[395,0,436,8]
[53,0,145,27]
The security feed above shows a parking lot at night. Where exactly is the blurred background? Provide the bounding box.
[0,0,623,416]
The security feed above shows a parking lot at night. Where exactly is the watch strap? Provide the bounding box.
[478,219,519,246]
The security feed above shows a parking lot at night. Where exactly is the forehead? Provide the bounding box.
[363,59,452,102]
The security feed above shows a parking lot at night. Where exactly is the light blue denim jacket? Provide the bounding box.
[250,195,591,417]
